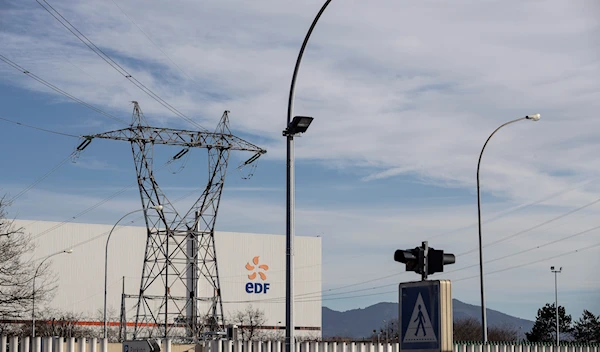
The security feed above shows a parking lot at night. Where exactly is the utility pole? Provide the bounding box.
[551,266,562,346]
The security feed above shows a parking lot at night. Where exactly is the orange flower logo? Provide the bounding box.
[245,256,269,281]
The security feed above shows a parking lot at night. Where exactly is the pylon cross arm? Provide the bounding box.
[85,126,267,154]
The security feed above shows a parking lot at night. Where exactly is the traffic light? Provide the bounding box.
[394,242,456,280]
[394,247,422,273]
[427,248,455,275]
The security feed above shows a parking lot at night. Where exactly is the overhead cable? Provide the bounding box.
[35,0,206,131]
[0,54,127,125]
[0,116,80,138]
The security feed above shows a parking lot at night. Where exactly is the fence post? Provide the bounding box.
[66,338,75,352]
[242,340,251,352]
[77,338,85,352]
[33,337,42,352]
[251,341,260,352]
[43,338,53,352]
[100,338,107,352]
[54,337,64,352]
[89,339,96,352]
[21,336,30,352]
[9,336,18,352]
[223,340,232,352]
[233,341,242,352]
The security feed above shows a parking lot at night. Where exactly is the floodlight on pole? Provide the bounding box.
[284,116,314,136]
[283,2,331,352]
[103,205,164,339]
[32,249,73,337]
[476,113,540,343]
[551,266,562,346]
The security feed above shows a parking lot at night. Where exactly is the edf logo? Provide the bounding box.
[245,256,270,294]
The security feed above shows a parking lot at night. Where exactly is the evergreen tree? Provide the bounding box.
[526,303,572,343]
[573,310,600,343]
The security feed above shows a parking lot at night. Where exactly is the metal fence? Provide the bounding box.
[1,336,598,352]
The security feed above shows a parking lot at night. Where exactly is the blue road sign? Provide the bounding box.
[400,281,441,352]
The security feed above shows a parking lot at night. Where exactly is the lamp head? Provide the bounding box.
[526,113,541,121]
[64,249,73,254]
[283,116,314,136]
[150,205,164,211]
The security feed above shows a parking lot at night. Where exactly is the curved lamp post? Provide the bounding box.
[103,205,163,339]
[477,113,540,342]
[284,2,332,352]
[32,249,73,337]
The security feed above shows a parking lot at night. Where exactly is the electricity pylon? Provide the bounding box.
[78,102,266,339]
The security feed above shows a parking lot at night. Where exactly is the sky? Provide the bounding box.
[1,0,599,324]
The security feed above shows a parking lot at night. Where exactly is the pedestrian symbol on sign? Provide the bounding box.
[403,293,437,343]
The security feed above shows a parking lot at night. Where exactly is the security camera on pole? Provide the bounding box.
[394,242,455,352]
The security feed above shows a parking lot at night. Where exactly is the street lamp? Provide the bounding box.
[551,266,562,346]
[103,205,163,339]
[32,249,73,337]
[284,3,332,352]
[476,113,540,342]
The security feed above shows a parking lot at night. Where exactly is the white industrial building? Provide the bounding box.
[13,219,322,339]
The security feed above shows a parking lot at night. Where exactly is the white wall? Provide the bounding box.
[13,220,322,336]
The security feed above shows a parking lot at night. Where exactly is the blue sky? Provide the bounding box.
[1,0,600,324]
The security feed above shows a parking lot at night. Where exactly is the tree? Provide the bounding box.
[374,319,399,342]
[573,310,600,343]
[18,308,96,338]
[0,195,55,318]
[230,305,267,341]
[453,317,519,342]
[526,303,573,343]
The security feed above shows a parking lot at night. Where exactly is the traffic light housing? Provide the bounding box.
[394,242,455,280]
[427,248,455,275]
[394,247,424,273]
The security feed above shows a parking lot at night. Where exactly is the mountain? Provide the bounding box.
[322,299,534,339]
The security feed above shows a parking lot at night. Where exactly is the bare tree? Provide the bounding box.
[230,305,267,341]
[0,195,56,318]
[454,317,519,342]
[18,308,96,338]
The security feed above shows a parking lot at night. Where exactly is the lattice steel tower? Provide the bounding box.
[79,102,266,339]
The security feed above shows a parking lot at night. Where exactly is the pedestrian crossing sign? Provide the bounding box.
[403,292,437,343]
[399,280,453,352]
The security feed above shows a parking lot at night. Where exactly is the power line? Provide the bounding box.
[267,240,600,304]
[453,240,600,283]
[0,116,80,138]
[457,195,600,256]
[35,0,206,131]
[234,220,600,304]
[30,155,193,240]
[0,54,127,125]
[8,152,76,203]
[246,192,600,304]
[108,0,194,82]
[249,190,600,303]
[428,176,600,242]
[446,223,600,275]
